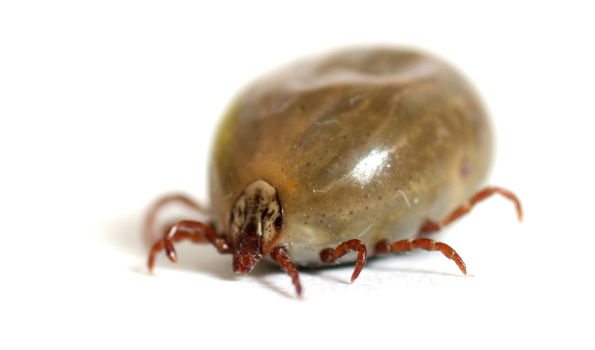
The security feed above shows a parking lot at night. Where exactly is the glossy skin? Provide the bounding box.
[209,47,492,266]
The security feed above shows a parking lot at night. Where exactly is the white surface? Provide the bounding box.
[1,1,593,349]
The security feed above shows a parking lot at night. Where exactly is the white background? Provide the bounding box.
[1,1,593,349]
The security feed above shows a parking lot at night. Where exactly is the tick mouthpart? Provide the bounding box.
[233,251,261,273]
[232,220,263,273]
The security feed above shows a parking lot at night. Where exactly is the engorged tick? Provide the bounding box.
[145,47,523,297]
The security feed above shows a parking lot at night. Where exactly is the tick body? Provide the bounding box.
[146,47,522,296]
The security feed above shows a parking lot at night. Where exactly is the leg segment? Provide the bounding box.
[419,186,523,235]
[143,193,210,244]
[375,238,467,275]
[270,247,303,297]
[320,239,368,282]
[147,220,231,271]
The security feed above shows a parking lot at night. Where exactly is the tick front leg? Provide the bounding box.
[143,193,210,244]
[320,239,367,282]
[375,238,467,275]
[147,220,231,271]
[419,186,523,235]
[270,247,303,297]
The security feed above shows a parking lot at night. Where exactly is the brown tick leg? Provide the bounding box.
[375,238,467,275]
[419,186,523,235]
[320,239,367,282]
[270,247,303,297]
[143,193,210,244]
[147,220,231,271]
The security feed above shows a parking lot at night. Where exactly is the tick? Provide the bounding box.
[145,47,522,297]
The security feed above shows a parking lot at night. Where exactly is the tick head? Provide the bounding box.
[229,180,284,274]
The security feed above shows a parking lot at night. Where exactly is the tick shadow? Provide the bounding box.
[365,254,473,277]
[104,211,236,281]
[251,264,302,299]
[301,264,357,285]
[366,265,472,278]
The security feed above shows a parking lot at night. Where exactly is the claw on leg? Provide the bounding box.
[320,239,367,282]
[270,247,303,297]
[375,238,467,275]
[143,193,210,245]
[147,220,230,272]
[419,186,523,235]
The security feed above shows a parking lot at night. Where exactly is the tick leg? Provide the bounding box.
[143,193,210,244]
[270,247,303,297]
[320,239,367,282]
[375,238,467,274]
[419,186,523,235]
[147,220,231,271]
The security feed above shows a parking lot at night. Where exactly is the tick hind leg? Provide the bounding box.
[147,220,231,271]
[375,238,467,275]
[419,186,523,235]
[143,193,210,245]
[319,239,368,282]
